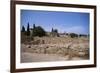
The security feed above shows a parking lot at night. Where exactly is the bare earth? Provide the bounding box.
[21,52,69,63]
[21,52,87,63]
[21,36,89,63]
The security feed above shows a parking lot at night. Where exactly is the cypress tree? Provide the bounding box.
[51,28,53,32]
[27,22,30,36]
[33,24,35,29]
[21,25,25,32]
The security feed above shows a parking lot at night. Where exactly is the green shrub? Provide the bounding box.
[32,26,46,37]
[70,33,78,38]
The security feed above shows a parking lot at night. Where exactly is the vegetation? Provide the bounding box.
[70,33,78,38]
[33,24,36,29]
[26,23,30,36]
[21,26,25,32]
[51,28,59,37]
[21,23,88,38]
[79,34,88,37]
[32,26,46,37]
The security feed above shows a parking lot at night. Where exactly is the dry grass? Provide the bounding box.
[21,36,89,62]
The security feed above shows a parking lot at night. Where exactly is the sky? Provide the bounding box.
[21,10,90,35]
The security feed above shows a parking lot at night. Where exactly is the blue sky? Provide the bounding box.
[21,10,90,34]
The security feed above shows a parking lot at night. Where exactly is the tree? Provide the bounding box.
[21,25,25,32]
[32,26,46,37]
[51,28,59,37]
[51,28,53,32]
[54,29,59,37]
[33,24,36,29]
[54,29,58,33]
[26,22,30,36]
[79,34,88,37]
[70,33,78,38]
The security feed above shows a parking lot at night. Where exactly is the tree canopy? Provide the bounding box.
[32,26,46,37]
[21,25,25,32]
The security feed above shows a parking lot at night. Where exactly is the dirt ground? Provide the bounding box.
[21,36,89,63]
